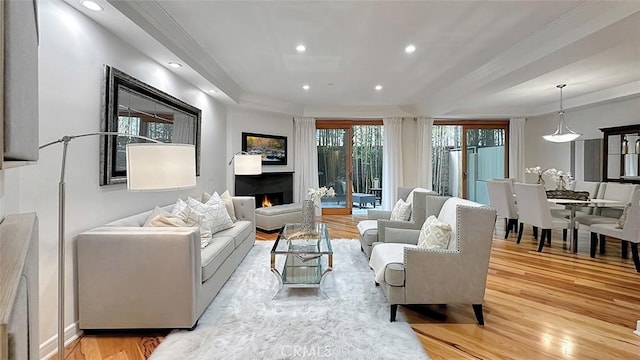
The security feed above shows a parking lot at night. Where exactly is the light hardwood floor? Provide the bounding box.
[55,215,640,359]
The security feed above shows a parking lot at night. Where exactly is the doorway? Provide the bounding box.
[316,120,383,214]
[432,121,509,204]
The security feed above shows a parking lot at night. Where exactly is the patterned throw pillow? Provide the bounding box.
[202,190,237,222]
[390,199,412,221]
[616,202,632,229]
[189,194,235,234]
[172,198,213,248]
[417,215,453,250]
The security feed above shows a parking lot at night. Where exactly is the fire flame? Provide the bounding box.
[262,195,272,207]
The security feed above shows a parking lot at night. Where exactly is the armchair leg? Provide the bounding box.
[621,240,629,259]
[390,304,398,322]
[562,229,567,242]
[533,226,538,240]
[517,223,524,244]
[546,229,552,245]
[573,228,578,243]
[599,235,606,254]
[590,232,598,258]
[631,243,640,273]
[472,304,484,325]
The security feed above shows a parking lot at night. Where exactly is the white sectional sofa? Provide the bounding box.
[76,196,255,330]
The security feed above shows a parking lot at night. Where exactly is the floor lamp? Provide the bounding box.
[39,132,196,360]
[227,151,262,175]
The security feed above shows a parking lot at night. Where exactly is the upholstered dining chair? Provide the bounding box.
[487,180,518,239]
[514,183,572,252]
[590,189,640,272]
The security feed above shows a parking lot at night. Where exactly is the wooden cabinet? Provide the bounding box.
[0,213,38,360]
[601,125,640,183]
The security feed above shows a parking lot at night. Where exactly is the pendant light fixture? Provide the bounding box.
[542,84,581,143]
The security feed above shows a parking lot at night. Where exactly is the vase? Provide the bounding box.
[536,174,545,185]
[301,200,316,232]
[556,176,566,191]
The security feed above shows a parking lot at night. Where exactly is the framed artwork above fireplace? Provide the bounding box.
[242,132,287,165]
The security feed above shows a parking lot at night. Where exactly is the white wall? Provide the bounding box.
[226,107,294,193]
[525,96,640,183]
[0,0,228,355]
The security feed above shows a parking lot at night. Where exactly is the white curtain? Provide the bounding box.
[382,117,403,210]
[293,117,319,203]
[172,113,195,143]
[416,117,434,189]
[509,117,526,182]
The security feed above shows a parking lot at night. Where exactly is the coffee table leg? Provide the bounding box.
[319,254,333,299]
[271,253,284,299]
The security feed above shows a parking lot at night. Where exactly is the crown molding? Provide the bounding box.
[107,0,243,103]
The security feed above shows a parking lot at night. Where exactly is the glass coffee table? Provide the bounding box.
[270,222,333,298]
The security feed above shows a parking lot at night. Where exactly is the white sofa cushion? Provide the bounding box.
[417,215,452,250]
[143,206,172,227]
[188,195,235,234]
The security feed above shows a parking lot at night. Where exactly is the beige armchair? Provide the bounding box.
[369,197,497,324]
[357,187,443,258]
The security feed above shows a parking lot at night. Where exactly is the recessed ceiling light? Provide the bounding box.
[405,44,416,54]
[375,85,383,91]
[81,0,103,11]
[296,44,306,53]
[302,84,310,91]
[168,62,182,68]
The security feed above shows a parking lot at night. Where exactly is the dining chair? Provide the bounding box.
[590,189,640,272]
[514,183,572,252]
[487,180,518,239]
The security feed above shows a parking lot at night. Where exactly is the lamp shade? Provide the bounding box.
[234,154,262,175]
[126,143,196,191]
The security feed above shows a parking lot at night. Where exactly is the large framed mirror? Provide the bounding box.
[100,65,201,185]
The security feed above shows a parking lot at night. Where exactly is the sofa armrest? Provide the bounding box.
[384,227,420,245]
[232,196,256,224]
[367,210,392,220]
[379,220,420,243]
[77,227,201,329]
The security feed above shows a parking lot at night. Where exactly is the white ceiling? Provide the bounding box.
[66,0,640,118]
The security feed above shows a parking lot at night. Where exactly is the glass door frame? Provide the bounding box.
[316,119,383,215]
[434,120,510,199]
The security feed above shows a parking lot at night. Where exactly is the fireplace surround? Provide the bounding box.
[235,172,294,208]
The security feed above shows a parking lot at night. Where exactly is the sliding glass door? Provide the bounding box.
[317,126,352,214]
[432,121,508,203]
[316,120,383,214]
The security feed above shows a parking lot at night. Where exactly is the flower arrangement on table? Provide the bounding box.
[308,186,336,205]
[525,166,573,190]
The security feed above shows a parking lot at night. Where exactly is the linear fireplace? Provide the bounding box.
[235,172,294,208]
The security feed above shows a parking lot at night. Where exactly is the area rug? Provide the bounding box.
[149,239,430,360]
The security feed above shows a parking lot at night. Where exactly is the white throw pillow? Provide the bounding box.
[417,215,452,250]
[220,190,237,222]
[390,199,412,221]
[202,191,237,222]
[147,213,188,227]
[190,194,235,234]
[172,198,213,248]
[143,206,171,227]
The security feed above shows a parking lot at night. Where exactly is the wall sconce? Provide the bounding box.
[228,151,262,175]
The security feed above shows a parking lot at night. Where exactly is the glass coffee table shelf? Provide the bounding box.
[270,222,333,299]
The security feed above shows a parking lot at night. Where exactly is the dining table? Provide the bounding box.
[547,198,624,253]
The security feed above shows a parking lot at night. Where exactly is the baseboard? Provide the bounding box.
[39,322,82,360]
